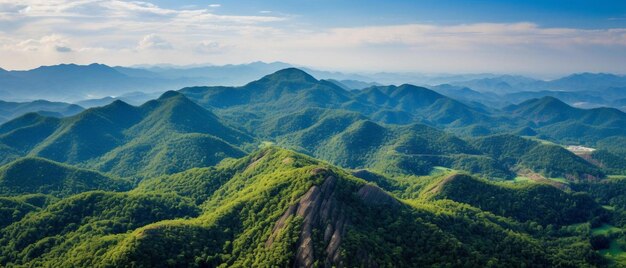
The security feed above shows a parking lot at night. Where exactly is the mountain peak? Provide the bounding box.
[29,63,126,78]
[158,90,184,100]
[261,68,318,83]
[534,96,569,107]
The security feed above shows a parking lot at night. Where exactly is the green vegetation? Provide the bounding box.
[0,157,130,197]
[472,134,604,181]
[0,92,253,178]
[0,194,57,227]
[0,68,624,266]
[590,150,626,175]
[424,173,605,226]
[0,191,199,267]
[0,147,608,266]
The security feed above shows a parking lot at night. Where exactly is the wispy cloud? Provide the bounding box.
[286,23,626,49]
[6,34,73,53]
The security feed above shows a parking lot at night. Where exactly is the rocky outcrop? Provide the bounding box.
[357,184,400,207]
[267,169,401,268]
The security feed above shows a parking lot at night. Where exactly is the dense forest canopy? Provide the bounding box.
[0,68,625,267]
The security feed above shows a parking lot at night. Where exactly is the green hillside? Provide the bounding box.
[92,92,251,177]
[0,194,57,228]
[0,113,60,153]
[504,97,626,143]
[424,173,605,226]
[29,100,142,163]
[272,117,509,178]
[0,147,599,267]
[0,157,130,197]
[472,134,604,181]
[0,92,253,178]
[0,191,199,266]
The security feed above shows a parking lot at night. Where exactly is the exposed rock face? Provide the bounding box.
[267,170,401,268]
[266,173,347,267]
[357,184,400,207]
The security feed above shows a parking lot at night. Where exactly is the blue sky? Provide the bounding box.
[150,0,625,28]
[0,0,624,75]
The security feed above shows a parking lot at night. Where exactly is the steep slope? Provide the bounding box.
[94,91,251,176]
[0,157,130,197]
[129,91,250,145]
[29,100,143,163]
[0,113,61,153]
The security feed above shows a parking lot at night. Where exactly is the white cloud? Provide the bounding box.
[7,34,73,53]
[137,34,172,50]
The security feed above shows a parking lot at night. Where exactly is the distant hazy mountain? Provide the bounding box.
[503,90,609,109]
[0,100,83,123]
[450,73,626,95]
[449,75,541,94]
[135,61,293,86]
[549,73,626,91]
[74,91,163,108]
[0,63,199,102]
[326,79,383,90]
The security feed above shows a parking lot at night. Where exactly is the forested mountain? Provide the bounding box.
[0,147,607,267]
[0,91,252,177]
[504,97,626,143]
[180,68,506,135]
[471,134,604,181]
[0,68,625,266]
[180,68,626,146]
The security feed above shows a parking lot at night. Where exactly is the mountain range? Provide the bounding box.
[0,67,625,266]
[2,62,625,112]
